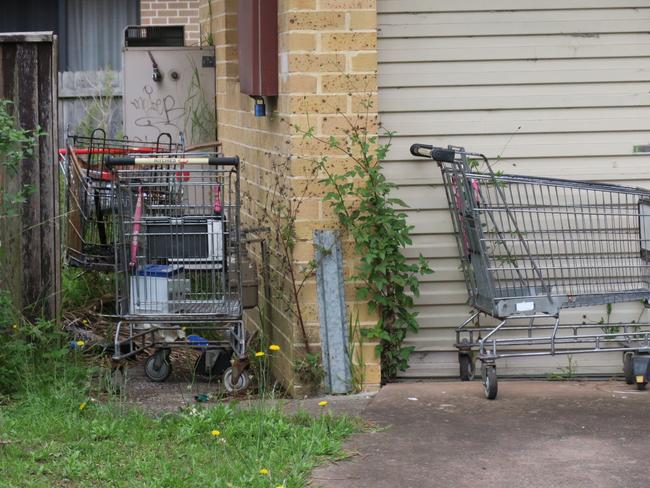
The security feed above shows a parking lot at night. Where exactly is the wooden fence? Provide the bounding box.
[0,32,60,321]
[58,70,123,145]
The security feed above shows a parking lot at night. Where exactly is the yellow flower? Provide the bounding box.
[255,351,265,358]
[318,401,328,407]
[79,402,87,411]
[11,324,17,330]
[82,319,89,325]
[259,468,269,475]
[269,344,280,352]
[211,429,221,437]
[76,340,85,347]
[276,485,285,488]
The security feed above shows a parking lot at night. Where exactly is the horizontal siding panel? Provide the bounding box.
[389,131,650,160]
[400,351,624,377]
[380,82,650,112]
[380,107,650,137]
[379,34,650,62]
[405,237,459,258]
[379,9,650,38]
[381,156,650,183]
[379,58,650,88]
[379,0,650,14]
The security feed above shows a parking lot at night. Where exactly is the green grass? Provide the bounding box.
[0,373,361,487]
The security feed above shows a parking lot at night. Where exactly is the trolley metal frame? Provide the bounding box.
[411,143,650,398]
[106,153,249,389]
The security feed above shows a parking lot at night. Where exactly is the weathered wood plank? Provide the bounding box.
[16,42,42,318]
[38,40,58,319]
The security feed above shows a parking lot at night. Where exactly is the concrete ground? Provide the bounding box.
[311,380,650,488]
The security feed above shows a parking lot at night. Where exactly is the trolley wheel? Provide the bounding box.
[194,349,231,380]
[144,350,172,382]
[223,367,250,394]
[459,353,475,381]
[623,352,635,385]
[483,366,498,400]
[636,381,647,391]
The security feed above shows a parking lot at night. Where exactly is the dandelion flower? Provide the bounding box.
[11,324,17,330]
[76,340,85,347]
[255,351,265,358]
[259,468,269,475]
[211,429,221,437]
[79,402,87,411]
[269,344,280,351]
[318,400,328,407]
[276,485,285,488]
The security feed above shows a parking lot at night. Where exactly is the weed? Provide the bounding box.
[0,376,361,487]
[294,353,325,390]
[546,355,578,381]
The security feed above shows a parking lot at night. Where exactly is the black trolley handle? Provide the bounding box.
[105,155,240,166]
[409,144,456,163]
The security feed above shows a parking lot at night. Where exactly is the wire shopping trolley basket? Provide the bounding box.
[59,129,180,270]
[105,153,250,392]
[411,143,650,399]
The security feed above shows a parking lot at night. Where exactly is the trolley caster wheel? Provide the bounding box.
[459,353,475,381]
[483,366,498,400]
[194,349,231,380]
[223,367,250,394]
[623,352,635,385]
[144,349,172,382]
[636,381,647,391]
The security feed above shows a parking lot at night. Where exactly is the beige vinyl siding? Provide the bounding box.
[378,1,650,377]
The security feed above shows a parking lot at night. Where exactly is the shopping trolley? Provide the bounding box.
[59,129,180,270]
[411,143,650,399]
[105,153,250,392]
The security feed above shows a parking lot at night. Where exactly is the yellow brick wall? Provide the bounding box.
[141,1,202,45]
[199,0,381,395]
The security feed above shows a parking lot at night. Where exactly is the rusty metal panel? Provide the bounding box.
[122,46,216,145]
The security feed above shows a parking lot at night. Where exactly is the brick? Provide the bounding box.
[321,73,377,93]
[351,52,377,72]
[320,0,375,8]
[282,0,317,10]
[295,198,321,220]
[166,16,191,23]
[284,11,345,30]
[280,75,318,94]
[349,10,377,30]
[321,114,378,135]
[288,53,345,73]
[322,32,376,52]
[352,93,378,113]
[280,32,317,52]
[290,94,348,114]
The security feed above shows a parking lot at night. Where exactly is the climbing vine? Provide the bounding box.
[296,102,433,382]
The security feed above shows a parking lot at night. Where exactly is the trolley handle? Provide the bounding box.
[410,144,456,163]
[105,155,240,166]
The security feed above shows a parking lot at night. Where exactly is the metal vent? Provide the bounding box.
[124,25,184,47]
